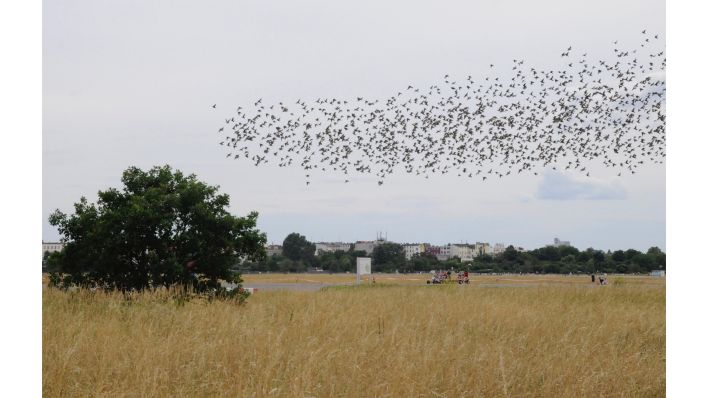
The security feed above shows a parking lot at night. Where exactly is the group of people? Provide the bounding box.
[428,270,470,284]
[428,270,610,285]
[591,273,609,285]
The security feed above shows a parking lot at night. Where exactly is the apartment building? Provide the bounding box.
[265,244,283,257]
[42,241,65,256]
[315,242,352,255]
[403,243,427,260]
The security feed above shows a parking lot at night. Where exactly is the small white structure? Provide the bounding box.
[356,257,372,284]
[650,270,666,277]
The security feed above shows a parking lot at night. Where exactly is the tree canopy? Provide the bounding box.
[48,165,266,293]
[372,242,406,272]
[282,233,316,264]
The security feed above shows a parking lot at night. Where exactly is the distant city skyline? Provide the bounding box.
[264,235,655,252]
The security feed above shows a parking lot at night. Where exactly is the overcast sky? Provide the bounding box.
[43,0,665,251]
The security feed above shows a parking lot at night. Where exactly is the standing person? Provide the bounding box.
[591,273,596,283]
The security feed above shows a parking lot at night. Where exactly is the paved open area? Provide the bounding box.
[242,282,346,292]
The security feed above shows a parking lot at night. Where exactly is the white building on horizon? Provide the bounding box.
[493,243,507,256]
[42,241,65,256]
[315,242,352,255]
[549,238,571,248]
[354,239,386,255]
[472,242,491,256]
[449,244,475,262]
[403,243,426,260]
[423,243,482,262]
[265,244,283,257]
[438,244,451,261]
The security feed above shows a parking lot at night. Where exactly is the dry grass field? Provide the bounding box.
[43,278,665,397]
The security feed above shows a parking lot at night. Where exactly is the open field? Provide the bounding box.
[241,272,665,287]
[43,278,664,397]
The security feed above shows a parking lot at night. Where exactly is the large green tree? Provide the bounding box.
[372,242,405,272]
[646,246,666,270]
[318,250,356,273]
[409,253,439,272]
[48,165,266,293]
[282,233,316,264]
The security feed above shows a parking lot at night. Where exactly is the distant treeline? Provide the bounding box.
[238,234,666,274]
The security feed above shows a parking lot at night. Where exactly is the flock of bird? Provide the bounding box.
[214,32,665,185]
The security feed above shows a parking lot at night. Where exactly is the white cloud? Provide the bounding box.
[536,172,627,200]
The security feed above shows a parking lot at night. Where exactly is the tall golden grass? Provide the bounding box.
[43,282,664,397]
